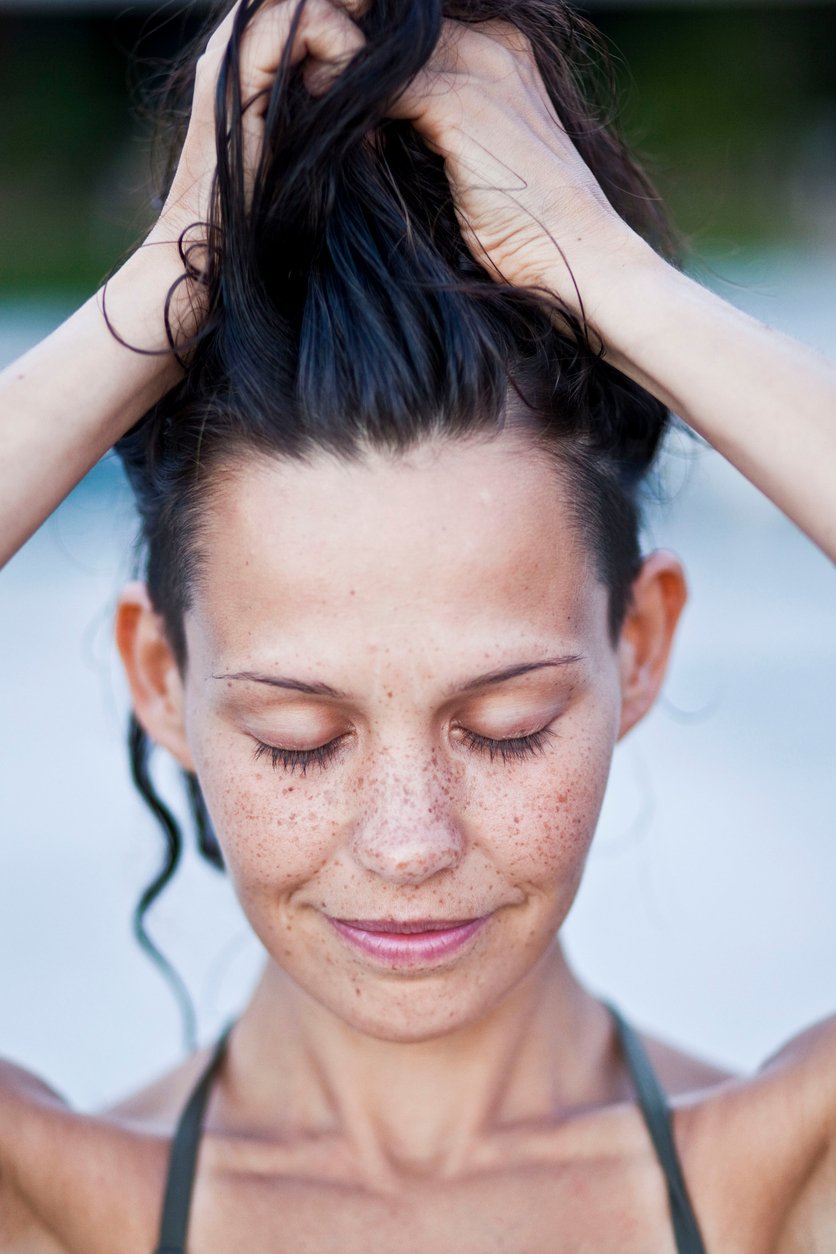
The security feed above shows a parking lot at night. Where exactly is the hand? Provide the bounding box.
[146,0,365,249]
[389,20,640,322]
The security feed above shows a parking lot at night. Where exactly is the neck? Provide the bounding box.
[228,942,616,1182]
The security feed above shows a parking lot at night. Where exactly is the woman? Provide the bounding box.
[1,0,835,1249]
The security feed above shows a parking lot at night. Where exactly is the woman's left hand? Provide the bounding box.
[391,18,836,563]
[388,20,636,320]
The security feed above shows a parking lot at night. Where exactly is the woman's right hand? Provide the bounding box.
[0,0,365,568]
[148,0,366,253]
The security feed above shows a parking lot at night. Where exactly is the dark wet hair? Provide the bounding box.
[115,0,682,1039]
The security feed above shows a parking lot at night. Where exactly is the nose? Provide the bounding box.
[349,749,467,887]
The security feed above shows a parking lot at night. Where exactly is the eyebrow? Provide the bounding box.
[212,656,583,701]
[212,672,348,698]
[451,655,584,697]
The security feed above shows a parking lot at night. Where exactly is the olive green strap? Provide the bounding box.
[604,1001,706,1254]
[153,1025,232,1254]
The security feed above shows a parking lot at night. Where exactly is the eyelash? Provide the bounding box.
[251,727,555,775]
[252,737,346,776]
[460,726,555,763]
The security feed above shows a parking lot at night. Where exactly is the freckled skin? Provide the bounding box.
[180,432,626,1043]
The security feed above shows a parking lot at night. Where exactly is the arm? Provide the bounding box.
[0,1060,70,1250]
[573,237,836,562]
[0,1059,165,1254]
[0,245,186,569]
[393,21,836,563]
[756,1015,836,1250]
[0,0,365,572]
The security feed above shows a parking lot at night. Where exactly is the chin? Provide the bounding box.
[330,988,498,1044]
[307,950,541,1044]
[258,903,562,1041]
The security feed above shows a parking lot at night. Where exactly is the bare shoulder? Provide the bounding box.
[637,1023,738,1095]
[106,1041,218,1127]
[0,1058,68,1251]
[0,1047,212,1254]
[668,1012,836,1253]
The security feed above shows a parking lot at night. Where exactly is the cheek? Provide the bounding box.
[187,721,339,907]
[467,707,617,894]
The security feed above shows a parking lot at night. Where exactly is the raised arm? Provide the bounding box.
[0,248,186,569]
[571,237,836,563]
[0,0,365,571]
[392,19,836,562]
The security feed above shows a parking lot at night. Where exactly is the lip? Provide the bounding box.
[327,915,489,968]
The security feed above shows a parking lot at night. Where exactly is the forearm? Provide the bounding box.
[576,237,836,562]
[0,239,191,569]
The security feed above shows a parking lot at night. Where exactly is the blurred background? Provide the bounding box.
[1,0,834,1108]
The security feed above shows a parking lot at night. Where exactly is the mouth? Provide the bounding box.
[326,915,489,967]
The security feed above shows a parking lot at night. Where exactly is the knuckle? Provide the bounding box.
[305,0,363,44]
[204,20,231,55]
[195,47,222,81]
[194,56,218,94]
[508,27,535,58]
[475,37,517,77]
[477,22,534,73]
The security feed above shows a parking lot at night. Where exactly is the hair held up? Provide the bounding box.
[115,0,682,1029]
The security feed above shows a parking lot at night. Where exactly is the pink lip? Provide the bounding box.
[327,916,488,967]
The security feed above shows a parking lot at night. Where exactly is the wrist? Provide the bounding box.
[577,230,670,329]
[103,232,208,361]
[553,231,685,383]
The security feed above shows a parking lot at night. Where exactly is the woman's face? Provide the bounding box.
[127,431,679,1042]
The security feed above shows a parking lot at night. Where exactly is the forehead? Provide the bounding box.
[187,432,608,669]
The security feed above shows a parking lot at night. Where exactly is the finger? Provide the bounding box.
[284,0,367,97]
[468,19,533,59]
[204,0,246,56]
[385,20,470,125]
[238,0,366,101]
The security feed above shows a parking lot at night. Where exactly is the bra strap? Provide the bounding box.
[604,1001,706,1254]
[155,1010,704,1253]
[154,1025,232,1254]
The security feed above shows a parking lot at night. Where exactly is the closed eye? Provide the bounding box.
[457,726,555,763]
[252,736,347,775]
[252,726,556,774]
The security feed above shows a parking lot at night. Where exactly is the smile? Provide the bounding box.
[326,916,489,967]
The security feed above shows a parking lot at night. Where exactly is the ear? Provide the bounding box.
[115,581,195,771]
[616,551,687,742]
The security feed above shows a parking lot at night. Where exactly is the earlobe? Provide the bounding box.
[616,552,687,742]
[115,581,195,771]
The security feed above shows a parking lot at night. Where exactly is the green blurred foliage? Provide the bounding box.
[593,8,835,254]
[0,5,833,298]
[0,9,196,294]
[0,17,137,291]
